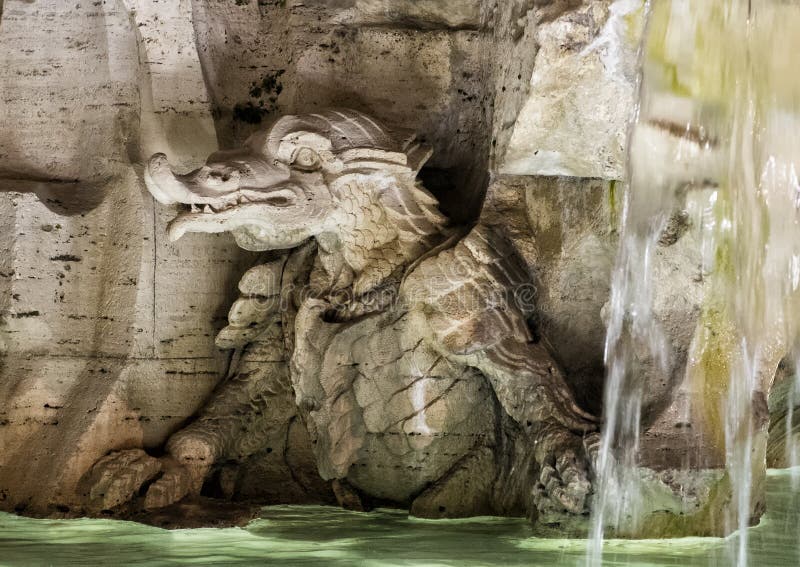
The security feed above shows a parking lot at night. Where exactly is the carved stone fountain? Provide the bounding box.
[84,109,601,523]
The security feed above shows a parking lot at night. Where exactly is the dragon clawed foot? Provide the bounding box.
[83,445,211,513]
[142,459,199,510]
[531,427,601,521]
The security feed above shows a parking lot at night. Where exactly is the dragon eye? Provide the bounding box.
[292,147,320,171]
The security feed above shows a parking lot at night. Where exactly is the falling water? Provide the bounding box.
[590,2,800,565]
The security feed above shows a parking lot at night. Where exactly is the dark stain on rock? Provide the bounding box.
[233,70,285,124]
[50,254,81,262]
[233,102,267,124]
[11,311,40,318]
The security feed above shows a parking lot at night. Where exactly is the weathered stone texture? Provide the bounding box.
[329,0,484,30]
[481,174,709,460]
[498,0,644,179]
[1,0,256,514]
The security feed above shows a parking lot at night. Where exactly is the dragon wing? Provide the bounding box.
[402,225,596,432]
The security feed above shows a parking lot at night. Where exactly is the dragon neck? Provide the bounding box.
[308,174,451,306]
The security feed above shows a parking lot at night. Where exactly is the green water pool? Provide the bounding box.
[2,469,799,566]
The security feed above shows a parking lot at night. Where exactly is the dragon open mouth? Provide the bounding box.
[166,190,304,243]
[144,152,312,244]
[174,189,296,217]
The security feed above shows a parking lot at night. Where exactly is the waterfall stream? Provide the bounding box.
[590,2,800,565]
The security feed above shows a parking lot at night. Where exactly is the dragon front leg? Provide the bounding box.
[83,258,297,512]
[82,353,296,512]
[406,224,601,521]
[464,337,600,520]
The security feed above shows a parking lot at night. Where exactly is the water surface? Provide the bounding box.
[2,469,799,566]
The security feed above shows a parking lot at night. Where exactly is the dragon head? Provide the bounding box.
[145,109,441,254]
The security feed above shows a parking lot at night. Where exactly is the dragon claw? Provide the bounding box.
[531,426,594,519]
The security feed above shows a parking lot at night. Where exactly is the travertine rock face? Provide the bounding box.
[480,175,704,432]
[0,0,249,515]
[328,0,484,30]
[481,176,617,415]
[498,0,645,179]
[478,175,731,536]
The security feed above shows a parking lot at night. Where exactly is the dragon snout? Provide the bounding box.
[144,153,241,206]
[145,153,188,205]
[194,166,241,193]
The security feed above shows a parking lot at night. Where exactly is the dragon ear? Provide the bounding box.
[336,137,432,176]
[260,110,433,175]
[405,141,433,175]
[385,125,432,175]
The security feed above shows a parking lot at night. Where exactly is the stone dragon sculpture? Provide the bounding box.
[85,109,599,521]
